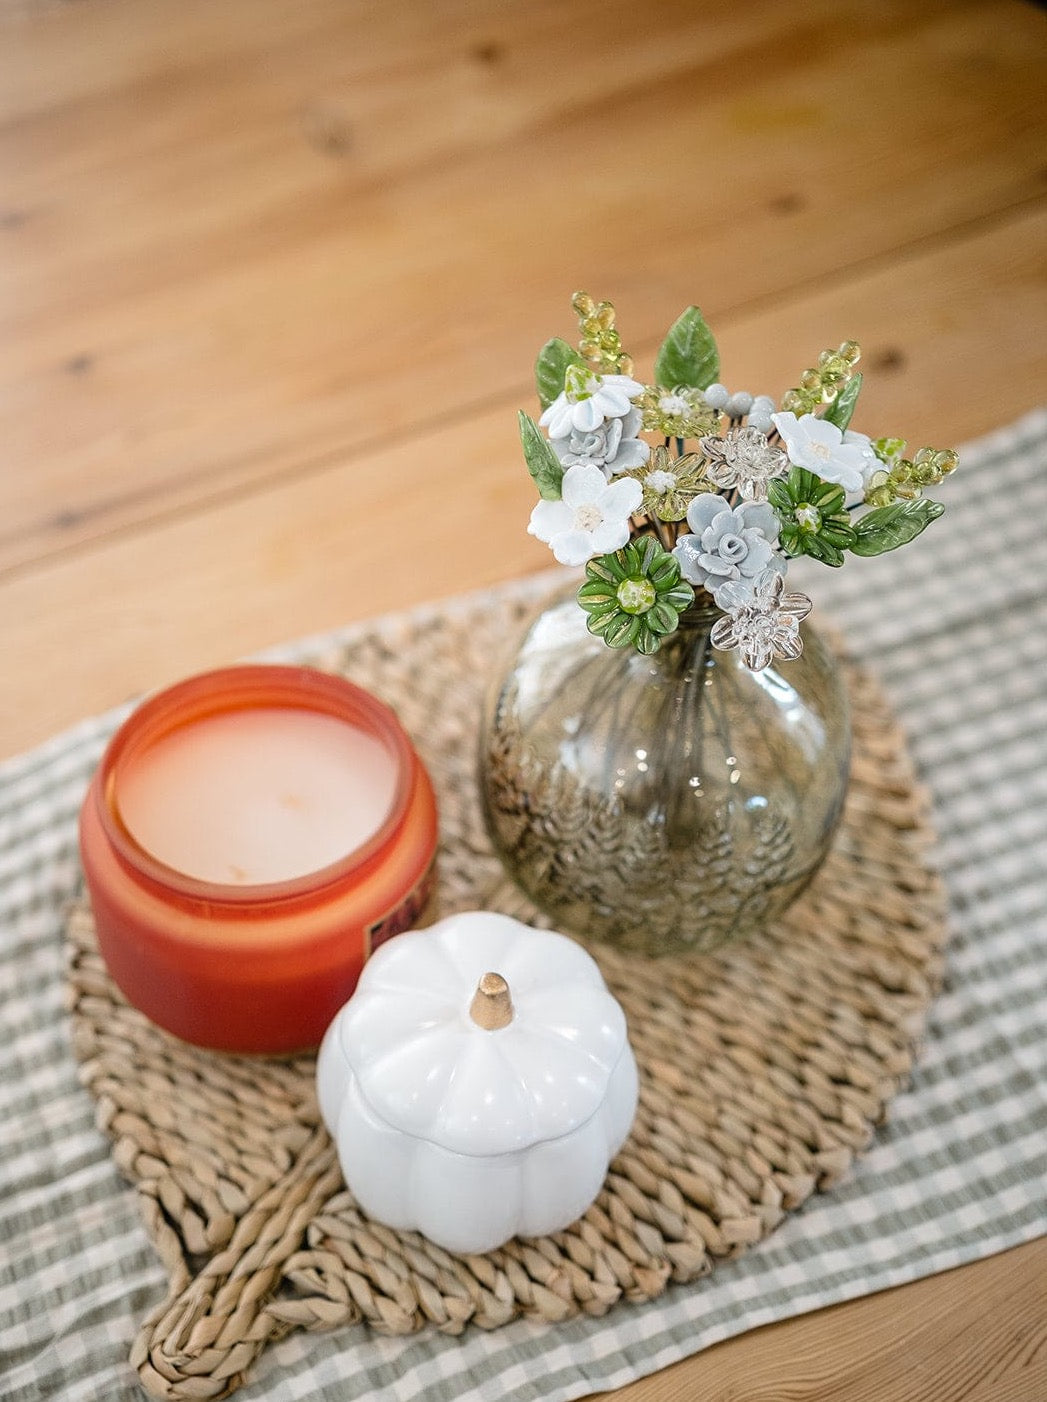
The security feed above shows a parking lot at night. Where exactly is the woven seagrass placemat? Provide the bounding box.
[65,590,947,1401]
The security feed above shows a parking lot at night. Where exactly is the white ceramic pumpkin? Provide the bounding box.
[316,910,638,1255]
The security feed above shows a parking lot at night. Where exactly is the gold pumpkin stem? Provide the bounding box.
[469,972,513,1030]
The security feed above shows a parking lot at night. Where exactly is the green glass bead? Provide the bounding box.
[839,340,861,364]
[616,577,657,615]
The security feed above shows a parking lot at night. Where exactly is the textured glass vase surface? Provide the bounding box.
[480,591,851,955]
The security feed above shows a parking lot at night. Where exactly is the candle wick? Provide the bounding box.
[469,971,513,1030]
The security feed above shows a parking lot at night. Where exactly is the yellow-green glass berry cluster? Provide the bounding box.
[865,443,960,507]
[572,291,634,376]
[780,341,862,414]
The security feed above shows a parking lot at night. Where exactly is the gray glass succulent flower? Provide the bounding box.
[551,406,649,478]
[672,493,783,607]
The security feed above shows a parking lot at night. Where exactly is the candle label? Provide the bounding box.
[364,859,437,957]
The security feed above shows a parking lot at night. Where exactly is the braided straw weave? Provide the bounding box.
[65,589,948,1400]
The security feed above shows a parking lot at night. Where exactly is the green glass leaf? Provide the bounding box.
[535,338,586,410]
[767,479,793,513]
[820,519,857,548]
[787,466,820,500]
[653,306,720,391]
[647,599,679,635]
[603,614,638,648]
[601,551,630,582]
[850,499,945,556]
[518,412,564,501]
[802,535,846,567]
[665,582,695,612]
[821,372,863,431]
[648,553,681,586]
[815,482,847,515]
[578,577,610,597]
[583,610,614,637]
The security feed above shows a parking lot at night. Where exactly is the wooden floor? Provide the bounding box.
[1,0,1044,1397]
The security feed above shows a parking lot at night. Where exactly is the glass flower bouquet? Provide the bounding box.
[480,293,960,955]
[519,292,959,669]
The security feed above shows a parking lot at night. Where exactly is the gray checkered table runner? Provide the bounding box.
[1,411,1045,1401]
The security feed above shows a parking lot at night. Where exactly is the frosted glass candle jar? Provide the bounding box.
[79,665,438,1053]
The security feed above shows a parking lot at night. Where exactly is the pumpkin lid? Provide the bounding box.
[334,911,630,1157]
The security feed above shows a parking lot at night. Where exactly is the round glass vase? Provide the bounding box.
[479,588,851,955]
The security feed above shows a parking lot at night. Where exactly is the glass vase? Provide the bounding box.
[479,589,851,955]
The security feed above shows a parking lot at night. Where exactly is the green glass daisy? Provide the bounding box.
[639,384,719,440]
[578,536,695,653]
[767,466,857,567]
[618,445,714,522]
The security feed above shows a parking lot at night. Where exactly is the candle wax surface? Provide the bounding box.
[117,707,399,885]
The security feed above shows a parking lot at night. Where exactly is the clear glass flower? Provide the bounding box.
[618,445,713,521]
[711,570,813,672]
[527,463,642,566]
[539,366,646,439]
[551,406,650,478]
[673,493,783,605]
[771,412,879,496]
[699,426,788,501]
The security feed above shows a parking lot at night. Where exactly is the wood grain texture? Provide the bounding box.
[598,1238,1047,1402]
[1,0,1045,572]
[2,202,1044,754]
[0,0,1044,1399]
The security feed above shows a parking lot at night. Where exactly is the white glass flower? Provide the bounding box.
[711,570,813,672]
[698,426,788,501]
[551,406,650,478]
[771,412,879,496]
[673,494,782,606]
[540,367,646,439]
[528,463,642,567]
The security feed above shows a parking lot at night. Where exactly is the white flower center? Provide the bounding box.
[796,504,821,530]
[808,440,832,462]
[574,503,604,532]
[659,393,688,415]
[644,469,677,494]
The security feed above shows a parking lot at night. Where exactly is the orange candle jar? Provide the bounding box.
[79,665,438,1054]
